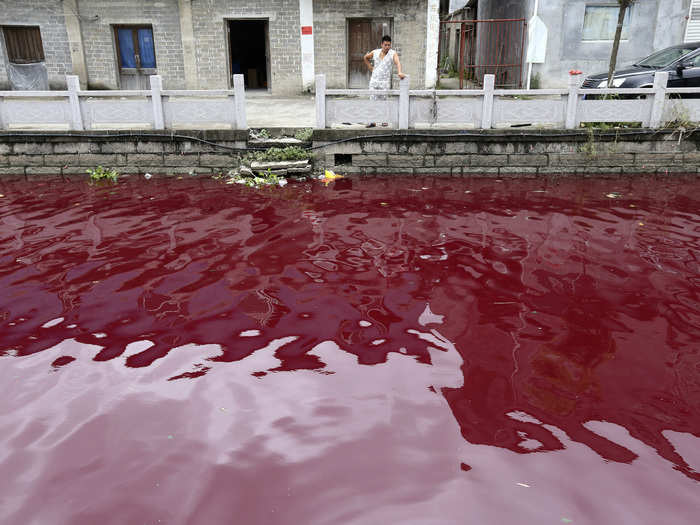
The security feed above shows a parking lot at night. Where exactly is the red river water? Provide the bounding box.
[0,174,698,524]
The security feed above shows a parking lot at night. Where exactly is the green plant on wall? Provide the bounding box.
[293,128,313,141]
[87,166,119,183]
[244,146,311,164]
[580,127,598,157]
[664,103,693,130]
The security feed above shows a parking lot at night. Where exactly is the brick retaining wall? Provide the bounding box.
[313,129,700,177]
[0,131,247,177]
[1,129,699,178]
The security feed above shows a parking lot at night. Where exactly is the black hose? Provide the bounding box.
[1,127,696,154]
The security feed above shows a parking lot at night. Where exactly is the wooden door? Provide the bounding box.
[347,18,392,88]
[114,26,156,89]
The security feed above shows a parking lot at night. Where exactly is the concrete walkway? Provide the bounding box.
[245,91,315,129]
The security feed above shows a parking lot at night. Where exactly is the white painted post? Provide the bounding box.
[481,74,495,129]
[299,0,315,91]
[649,71,669,129]
[315,74,326,129]
[399,75,410,129]
[66,75,84,131]
[424,0,440,88]
[0,95,4,130]
[233,74,247,129]
[565,74,580,129]
[150,75,165,130]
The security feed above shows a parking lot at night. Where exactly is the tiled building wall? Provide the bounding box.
[0,0,72,89]
[75,0,185,89]
[313,0,428,89]
[190,0,301,94]
[1,0,429,93]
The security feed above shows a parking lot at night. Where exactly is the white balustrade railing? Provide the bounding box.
[316,72,699,130]
[0,74,247,131]
[1,72,696,132]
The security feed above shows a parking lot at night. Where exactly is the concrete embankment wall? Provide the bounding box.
[0,131,248,177]
[314,129,700,177]
[0,129,699,177]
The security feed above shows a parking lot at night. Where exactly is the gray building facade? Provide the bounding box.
[529,0,691,88]
[441,0,692,88]
[0,0,439,94]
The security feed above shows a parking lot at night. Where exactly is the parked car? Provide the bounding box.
[582,42,700,94]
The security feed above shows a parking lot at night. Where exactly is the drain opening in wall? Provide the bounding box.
[334,154,353,166]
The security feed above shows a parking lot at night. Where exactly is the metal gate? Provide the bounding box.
[438,19,526,89]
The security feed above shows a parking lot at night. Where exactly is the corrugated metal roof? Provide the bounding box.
[685,0,700,42]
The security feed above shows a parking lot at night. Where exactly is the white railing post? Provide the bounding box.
[0,95,5,130]
[150,75,165,130]
[649,71,669,129]
[66,75,84,131]
[399,75,410,129]
[481,74,495,129]
[315,74,326,129]
[233,74,247,129]
[565,74,580,129]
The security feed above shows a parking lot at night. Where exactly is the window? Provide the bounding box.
[636,46,697,68]
[2,26,45,63]
[582,5,631,41]
[113,26,156,70]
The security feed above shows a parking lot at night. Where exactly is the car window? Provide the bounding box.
[636,47,697,67]
[691,54,700,67]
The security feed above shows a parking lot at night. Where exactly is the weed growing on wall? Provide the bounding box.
[87,166,119,183]
[244,146,310,163]
[293,128,313,141]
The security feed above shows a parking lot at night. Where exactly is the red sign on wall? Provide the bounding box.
[301,26,313,35]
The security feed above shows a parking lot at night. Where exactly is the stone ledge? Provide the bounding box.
[250,160,309,170]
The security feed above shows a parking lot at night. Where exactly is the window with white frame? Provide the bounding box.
[582,5,631,41]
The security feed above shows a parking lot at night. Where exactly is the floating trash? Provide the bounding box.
[41,317,64,328]
[320,169,345,186]
[144,173,153,179]
[605,192,622,199]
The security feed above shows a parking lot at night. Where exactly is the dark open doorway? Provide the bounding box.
[228,20,269,90]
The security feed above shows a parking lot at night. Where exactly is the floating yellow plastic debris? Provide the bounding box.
[321,169,344,185]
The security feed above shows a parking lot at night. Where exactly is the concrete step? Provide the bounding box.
[250,160,310,171]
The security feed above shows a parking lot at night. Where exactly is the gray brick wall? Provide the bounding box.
[0,0,72,89]
[190,0,302,95]
[0,0,429,94]
[75,0,186,89]
[313,0,428,89]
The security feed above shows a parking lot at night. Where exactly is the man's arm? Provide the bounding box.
[394,52,406,79]
[364,51,374,71]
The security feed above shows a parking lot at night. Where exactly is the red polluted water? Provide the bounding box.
[0,174,699,524]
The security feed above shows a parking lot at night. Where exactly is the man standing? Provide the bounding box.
[363,35,406,126]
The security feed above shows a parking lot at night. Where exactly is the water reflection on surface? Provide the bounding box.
[0,174,698,524]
